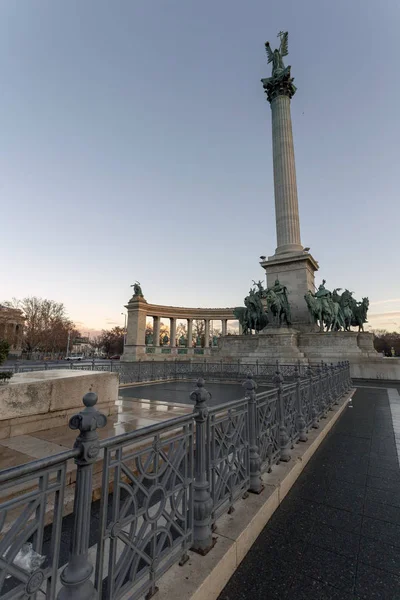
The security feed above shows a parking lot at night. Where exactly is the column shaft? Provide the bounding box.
[221,319,227,336]
[204,319,210,348]
[187,319,193,348]
[271,94,302,254]
[153,316,161,346]
[170,318,177,347]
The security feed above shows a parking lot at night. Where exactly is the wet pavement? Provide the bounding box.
[119,380,270,406]
[218,385,400,600]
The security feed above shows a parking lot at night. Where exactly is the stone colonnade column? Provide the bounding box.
[221,319,228,336]
[170,317,177,347]
[204,319,210,348]
[153,316,161,347]
[187,319,193,348]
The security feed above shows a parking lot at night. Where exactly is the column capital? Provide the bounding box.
[261,69,296,104]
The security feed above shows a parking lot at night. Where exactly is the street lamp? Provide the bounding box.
[121,312,127,346]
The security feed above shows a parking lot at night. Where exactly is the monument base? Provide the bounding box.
[261,251,319,332]
[218,328,305,361]
[217,331,400,380]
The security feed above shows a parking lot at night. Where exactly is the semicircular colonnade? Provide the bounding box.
[121,295,240,361]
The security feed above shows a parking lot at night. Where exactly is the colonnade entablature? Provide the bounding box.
[121,295,237,362]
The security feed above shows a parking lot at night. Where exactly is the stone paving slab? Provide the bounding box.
[218,386,400,600]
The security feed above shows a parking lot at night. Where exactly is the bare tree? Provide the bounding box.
[3,297,78,355]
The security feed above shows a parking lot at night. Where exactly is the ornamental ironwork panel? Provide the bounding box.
[282,383,299,445]
[95,416,194,600]
[206,362,222,374]
[256,389,280,472]
[300,381,313,429]
[0,458,71,599]
[175,362,191,375]
[312,376,322,418]
[139,362,152,381]
[257,363,276,378]
[118,364,140,384]
[221,363,241,377]
[208,400,250,522]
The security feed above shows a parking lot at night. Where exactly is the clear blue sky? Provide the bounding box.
[1,0,399,332]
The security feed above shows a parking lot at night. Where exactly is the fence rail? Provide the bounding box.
[0,361,352,600]
[1,359,313,384]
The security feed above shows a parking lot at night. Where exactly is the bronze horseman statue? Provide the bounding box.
[234,278,292,334]
[304,280,369,332]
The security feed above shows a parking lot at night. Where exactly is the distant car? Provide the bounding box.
[65,355,83,361]
[109,355,120,360]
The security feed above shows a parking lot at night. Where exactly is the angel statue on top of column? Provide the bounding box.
[263,31,297,98]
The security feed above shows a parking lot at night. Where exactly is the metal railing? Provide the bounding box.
[2,359,313,384]
[0,361,352,599]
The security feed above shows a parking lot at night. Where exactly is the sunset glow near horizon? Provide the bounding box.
[1,1,399,333]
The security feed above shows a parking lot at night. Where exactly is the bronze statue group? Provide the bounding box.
[305,280,369,332]
[235,279,369,334]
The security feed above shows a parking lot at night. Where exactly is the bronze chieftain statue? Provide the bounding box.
[234,278,291,334]
[304,280,369,332]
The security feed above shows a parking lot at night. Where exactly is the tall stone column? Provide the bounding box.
[204,319,210,348]
[270,94,302,255]
[260,32,319,330]
[153,316,161,347]
[170,318,177,347]
[187,318,193,348]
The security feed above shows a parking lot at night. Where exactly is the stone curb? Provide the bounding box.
[154,389,355,600]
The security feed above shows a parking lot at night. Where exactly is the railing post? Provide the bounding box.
[346,361,352,391]
[331,363,339,404]
[243,372,263,494]
[324,363,333,410]
[92,358,95,371]
[138,359,141,381]
[295,364,307,442]
[308,365,319,429]
[274,361,291,462]
[190,379,214,554]
[340,361,347,394]
[58,393,107,600]
[318,362,327,419]
[151,358,155,379]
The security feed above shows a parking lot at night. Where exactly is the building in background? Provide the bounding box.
[71,336,91,357]
[0,305,25,357]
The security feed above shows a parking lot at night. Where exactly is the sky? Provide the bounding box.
[1,0,400,334]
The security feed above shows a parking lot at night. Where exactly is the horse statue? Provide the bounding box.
[234,286,269,334]
[351,297,369,332]
[265,288,292,327]
[304,290,332,332]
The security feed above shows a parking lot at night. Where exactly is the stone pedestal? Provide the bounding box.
[218,328,305,361]
[121,295,148,362]
[261,252,319,331]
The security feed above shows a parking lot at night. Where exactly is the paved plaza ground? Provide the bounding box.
[218,385,400,600]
